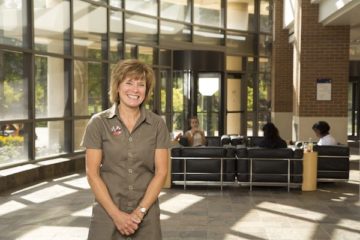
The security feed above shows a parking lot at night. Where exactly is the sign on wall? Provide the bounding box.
[316,78,332,101]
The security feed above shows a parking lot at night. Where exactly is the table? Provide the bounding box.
[302,151,318,191]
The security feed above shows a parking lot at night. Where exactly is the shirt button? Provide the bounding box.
[128,169,133,174]
[127,202,133,207]
[128,185,133,190]
[129,137,133,142]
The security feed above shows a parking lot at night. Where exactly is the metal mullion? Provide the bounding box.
[26,0,35,161]
[69,0,75,153]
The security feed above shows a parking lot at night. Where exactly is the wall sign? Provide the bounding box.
[316,78,332,101]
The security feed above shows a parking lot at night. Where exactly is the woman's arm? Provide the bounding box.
[132,148,168,219]
[86,149,139,236]
[185,131,194,146]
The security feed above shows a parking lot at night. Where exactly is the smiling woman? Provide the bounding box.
[81,59,170,240]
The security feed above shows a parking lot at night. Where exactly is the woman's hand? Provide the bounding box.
[112,210,140,236]
[131,207,145,223]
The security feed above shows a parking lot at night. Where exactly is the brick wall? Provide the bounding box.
[271,0,293,113]
[298,1,349,117]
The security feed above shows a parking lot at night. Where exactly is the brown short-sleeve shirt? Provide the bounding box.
[81,104,170,240]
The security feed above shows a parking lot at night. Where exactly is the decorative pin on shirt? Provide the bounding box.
[111,126,122,136]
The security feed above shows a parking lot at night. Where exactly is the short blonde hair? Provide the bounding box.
[109,59,155,104]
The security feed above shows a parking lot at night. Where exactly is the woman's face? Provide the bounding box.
[118,76,146,108]
[190,118,199,129]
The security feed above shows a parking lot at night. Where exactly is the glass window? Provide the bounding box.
[73,1,107,59]
[259,57,270,73]
[74,119,88,152]
[138,46,156,65]
[35,55,70,118]
[247,73,254,112]
[227,78,241,111]
[172,71,190,135]
[260,0,272,33]
[247,112,253,136]
[34,0,70,55]
[74,61,102,116]
[259,34,272,56]
[194,26,224,46]
[144,68,156,111]
[159,49,171,66]
[0,51,28,120]
[125,14,158,44]
[226,56,243,71]
[160,0,191,22]
[227,113,240,135]
[160,69,170,113]
[35,121,67,158]
[197,73,220,136]
[194,0,223,28]
[227,31,254,55]
[227,0,254,31]
[160,20,191,42]
[125,44,137,59]
[125,0,157,16]
[259,72,271,111]
[110,10,123,62]
[110,0,122,8]
[0,1,29,47]
[0,122,29,166]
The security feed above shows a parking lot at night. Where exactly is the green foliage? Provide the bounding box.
[172,87,183,112]
[1,52,24,111]
[35,56,47,114]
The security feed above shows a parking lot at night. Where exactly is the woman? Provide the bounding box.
[81,59,170,239]
[259,122,287,148]
[185,116,206,146]
[312,121,337,145]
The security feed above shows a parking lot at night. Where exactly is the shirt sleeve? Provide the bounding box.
[156,118,171,149]
[80,115,103,149]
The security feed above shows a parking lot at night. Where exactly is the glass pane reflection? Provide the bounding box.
[126,14,158,44]
[194,0,223,27]
[160,20,191,42]
[74,61,102,116]
[227,0,254,31]
[34,0,70,54]
[73,1,107,59]
[0,51,28,120]
[161,0,191,22]
[0,122,29,166]
[0,1,28,47]
[194,27,224,46]
[35,55,69,118]
[74,119,88,152]
[35,121,66,158]
[110,10,123,62]
[125,0,157,16]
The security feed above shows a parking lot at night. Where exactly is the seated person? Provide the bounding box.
[312,121,337,145]
[175,116,206,146]
[258,122,287,148]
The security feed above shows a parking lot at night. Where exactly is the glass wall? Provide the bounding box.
[0,0,272,167]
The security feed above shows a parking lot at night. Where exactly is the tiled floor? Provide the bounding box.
[0,159,359,240]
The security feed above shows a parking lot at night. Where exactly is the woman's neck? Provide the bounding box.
[118,104,141,124]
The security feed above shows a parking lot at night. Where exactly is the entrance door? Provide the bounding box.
[348,78,360,140]
[197,73,221,136]
[171,71,221,137]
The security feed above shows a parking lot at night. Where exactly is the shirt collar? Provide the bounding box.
[105,103,153,125]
